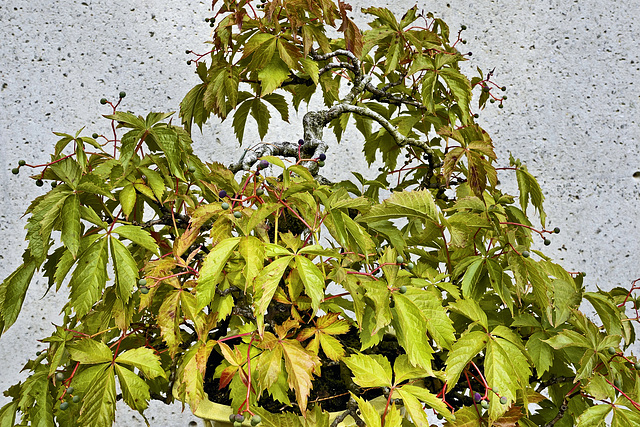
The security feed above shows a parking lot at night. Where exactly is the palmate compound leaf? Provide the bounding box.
[575,403,611,427]
[444,330,488,391]
[0,258,37,333]
[280,338,321,417]
[254,256,294,335]
[114,364,151,414]
[294,255,325,313]
[67,339,113,364]
[114,347,166,379]
[403,287,456,350]
[361,189,438,223]
[109,236,139,304]
[176,340,215,413]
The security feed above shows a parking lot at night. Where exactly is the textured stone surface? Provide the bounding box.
[1,0,638,425]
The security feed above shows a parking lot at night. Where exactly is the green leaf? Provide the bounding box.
[254,256,293,334]
[114,364,150,413]
[295,256,325,313]
[515,166,546,227]
[114,346,166,380]
[119,183,136,218]
[239,236,265,291]
[77,364,117,427]
[444,330,488,388]
[60,194,81,258]
[401,384,453,422]
[392,293,434,374]
[584,292,622,336]
[0,259,37,332]
[68,237,109,318]
[147,126,187,181]
[461,258,484,300]
[575,404,611,427]
[448,299,488,330]
[251,98,272,140]
[112,225,159,255]
[67,338,113,364]
[350,393,381,427]
[343,353,392,388]
[526,331,553,376]
[439,68,472,124]
[197,237,241,311]
[395,387,433,427]
[405,287,456,350]
[262,93,290,123]
[110,237,139,303]
[544,330,592,350]
[77,173,116,200]
[443,406,482,426]
[362,189,438,222]
[484,337,531,423]
[232,98,253,144]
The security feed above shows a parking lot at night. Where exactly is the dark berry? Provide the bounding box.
[210,22,215,27]
[18,160,26,166]
[461,25,467,30]
[498,104,504,109]
[11,168,19,175]
[490,98,495,103]
[462,40,467,44]
[522,250,530,258]
[119,91,126,98]
[67,387,74,394]
[608,347,616,355]
[51,181,57,188]
[467,52,472,56]
[482,86,489,92]
[500,396,507,405]
[399,286,407,294]
[256,188,264,196]
[186,49,191,54]
[502,95,508,100]
[36,179,44,187]
[60,401,69,410]
[140,287,149,294]
[221,202,230,210]
[219,190,227,198]
[396,255,404,264]
[473,113,479,118]
[553,227,560,234]
[92,133,99,139]
[544,238,551,246]
[233,211,242,219]
[317,160,325,167]
[501,86,507,91]
[186,60,192,65]
[474,392,482,402]
[259,159,269,169]
[100,98,107,104]
[138,278,147,286]
[298,138,304,146]
[72,395,81,403]
[318,153,326,161]
[235,414,245,422]
[229,414,236,422]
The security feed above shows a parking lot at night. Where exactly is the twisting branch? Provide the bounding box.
[543,391,581,427]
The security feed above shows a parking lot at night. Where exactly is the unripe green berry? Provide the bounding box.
[92,133,99,139]
[614,379,622,389]
[234,422,242,427]
[11,168,19,175]
[221,202,230,210]
[251,415,262,425]
[461,25,467,30]
[188,165,196,173]
[18,160,26,166]
[543,238,551,246]
[317,160,325,167]
[67,386,74,394]
[500,396,507,405]
[502,95,508,100]
[229,414,237,422]
[138,278,147,286]
[498,103,504,109]
[119,91,126,98]
[51,181,57,188]
[55,372,65,381]
[256,188,264,196]
[72,395,81,403]
[492,387,499,395]
[481,400,489,409]
[608,347,616,355]
[396,255,404,264]
[186,60,192,65]
[399,285,407,294]
[501,86,507,91]
[140,287,149,294]
[634,362,640,370]
[407,262,415,270]
[522,250,530,258]
[234,211,242,218]
[100,98,107,104]
[36,179,44,187]
[60,401,69,410]
[553,227,560,234]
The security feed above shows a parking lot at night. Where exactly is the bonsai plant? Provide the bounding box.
[2,1,640,426]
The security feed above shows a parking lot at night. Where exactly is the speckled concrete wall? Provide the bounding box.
[1,1,638,425]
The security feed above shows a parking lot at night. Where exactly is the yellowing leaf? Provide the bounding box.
[295,256,325,313]
[343,353,392,388]
[280,339,320,416]
[115,347,166,379]
[197,237,241,311]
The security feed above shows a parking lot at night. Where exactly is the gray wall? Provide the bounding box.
[1,0,638,425]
